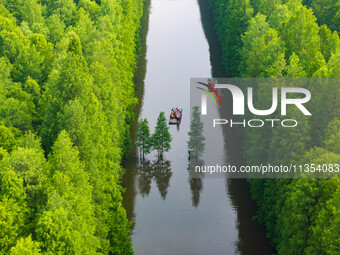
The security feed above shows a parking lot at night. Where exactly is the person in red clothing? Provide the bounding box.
[170,109,175,119]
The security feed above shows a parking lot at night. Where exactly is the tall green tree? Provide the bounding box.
[1,137,49,222]
[0,170,28,253]
[136,118,151,160]
[239,13,286,77]
[151,112,172,159]
[309,0,340,31]
[37,130,99,254]
[46,0,76,27]
[46,14,66,44]
[283,1,325,76]
[318,25,340,62]
[187,106,205,161]
[284,53,307,77]
[21,0,44,29]
[0,124,18,152]
[209,0,254,76]
[305,184,340,254]
[10,235,41,255]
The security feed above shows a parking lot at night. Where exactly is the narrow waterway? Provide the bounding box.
[123,0,274,254]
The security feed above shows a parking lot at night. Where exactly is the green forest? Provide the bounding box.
[0,0,339,254]
[0,0,145,254]
[136,112,172,160]
[208,0,339,254]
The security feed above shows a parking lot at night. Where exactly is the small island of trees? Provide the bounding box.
[136,112,172,160]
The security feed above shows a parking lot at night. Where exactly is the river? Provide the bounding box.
[122,0,274,254]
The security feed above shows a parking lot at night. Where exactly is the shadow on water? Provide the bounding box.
[122,0,152,230]
[197,0,275,254]
[123,0,275,253]
[196,0,225,78]
[138,159,172,199]
[187,105,206,207]
[187,160,205,207]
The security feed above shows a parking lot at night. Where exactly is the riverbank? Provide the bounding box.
[208,0,340,254]
[0,1,145,253]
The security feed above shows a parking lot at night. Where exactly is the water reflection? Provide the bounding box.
[187,105,206,207]
[153,159,172,199]
[137,161,153,197]
[122,0,151,230]
[122,0,274,253]
[137,159,172,199]
[188,106,206,161]
[187,161,205,207]
[197,0,225,77]
[197,0,275,253]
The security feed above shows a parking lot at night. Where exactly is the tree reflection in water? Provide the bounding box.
[187,105,206,207]
[137,159,172,199]
[153,159,172,199]
[137,160,153,197]
[187,160,205,207]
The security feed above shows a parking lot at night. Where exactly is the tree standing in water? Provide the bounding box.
[188,106,205,161]
[151,112,172,159]
[136,118,152,161]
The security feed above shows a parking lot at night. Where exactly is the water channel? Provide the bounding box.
[122,0,275,254]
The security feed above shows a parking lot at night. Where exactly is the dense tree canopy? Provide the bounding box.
[0,0,145,254]
[151,112,172,159]
[136,118,151,160]
[209,0,340,253]
[187,106,205,161]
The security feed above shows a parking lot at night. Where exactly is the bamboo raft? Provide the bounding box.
[169,107,183,125]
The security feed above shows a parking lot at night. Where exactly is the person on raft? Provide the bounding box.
[175,108,181,120]
[170,109,175,119]
[170,108,181,121]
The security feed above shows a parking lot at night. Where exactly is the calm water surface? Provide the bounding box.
[122,0,274,254]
